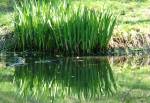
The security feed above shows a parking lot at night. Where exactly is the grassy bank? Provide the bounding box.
[0,0,150,54]
[0,0,13,29]
[1,0,150,35]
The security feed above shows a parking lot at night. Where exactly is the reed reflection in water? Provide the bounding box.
[13,57,117,102]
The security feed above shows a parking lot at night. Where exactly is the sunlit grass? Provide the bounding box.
[14,0,116,55]
[75,0,150,37]
[0,0,13,30]
[0,13,13,27]
[1,0,150,39]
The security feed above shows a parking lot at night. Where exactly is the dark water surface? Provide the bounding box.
[0,52,150,103]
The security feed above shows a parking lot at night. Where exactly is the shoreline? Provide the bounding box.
[0,27,150,56]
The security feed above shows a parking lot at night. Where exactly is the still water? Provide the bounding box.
[0,53,150,103]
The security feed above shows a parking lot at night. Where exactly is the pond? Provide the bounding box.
[0,52,150,103]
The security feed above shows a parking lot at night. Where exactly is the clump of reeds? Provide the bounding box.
[14,0,116,55]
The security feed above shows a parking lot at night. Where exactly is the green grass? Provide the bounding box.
[0,13,13,27]
[0,0,150,34]
[76,0,150,37]
[0,0,13,36]
[0,0,13,28]
[0,0,150,50]
[14,0,116,55]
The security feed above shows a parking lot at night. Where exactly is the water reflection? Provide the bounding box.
[14,57,116,102]
[1,53,150,102]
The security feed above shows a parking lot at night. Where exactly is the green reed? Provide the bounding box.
[14,0,116,55]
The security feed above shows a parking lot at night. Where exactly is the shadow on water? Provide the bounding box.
[13,57,117,102]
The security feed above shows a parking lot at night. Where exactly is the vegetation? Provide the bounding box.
[0,0,150,103]
[1,0,150,35]
[14,0,116,55]
[1,0,150,52]
[0,0,13,29]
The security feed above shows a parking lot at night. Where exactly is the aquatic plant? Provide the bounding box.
[14,0,116,55]
[14,57,116,102]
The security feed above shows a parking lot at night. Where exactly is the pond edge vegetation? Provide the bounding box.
[13,0,116,56]
[1,0,150,56]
